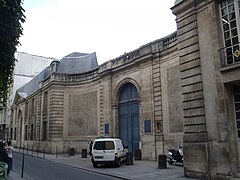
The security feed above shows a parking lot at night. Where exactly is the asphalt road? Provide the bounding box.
[13,152,121,180]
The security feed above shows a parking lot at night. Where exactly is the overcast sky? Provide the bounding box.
[17,0,177,65]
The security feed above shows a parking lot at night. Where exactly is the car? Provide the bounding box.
[91,137,128,168]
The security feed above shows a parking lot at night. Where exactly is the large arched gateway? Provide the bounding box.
[118,83,140,153]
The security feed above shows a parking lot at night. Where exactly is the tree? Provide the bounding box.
[0,0,25,108]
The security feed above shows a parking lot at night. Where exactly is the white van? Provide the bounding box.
[91,137,128,168]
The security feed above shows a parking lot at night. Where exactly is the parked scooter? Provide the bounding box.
[0,161,7,179]
[167,145,183,165]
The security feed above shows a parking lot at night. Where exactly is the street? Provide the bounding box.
[13,152,121,180]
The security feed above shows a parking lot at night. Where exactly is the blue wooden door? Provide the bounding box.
[118,83,139,153]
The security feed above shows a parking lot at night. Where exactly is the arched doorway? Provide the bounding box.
[118,83,140,153]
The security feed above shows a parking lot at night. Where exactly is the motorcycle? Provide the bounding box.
[167,145,183,165]
[0,161,7,179]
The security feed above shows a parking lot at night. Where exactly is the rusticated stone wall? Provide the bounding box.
[167,65,183,133]
[49,90,64,138]
[172,0,208,178]
[172,0,240,179]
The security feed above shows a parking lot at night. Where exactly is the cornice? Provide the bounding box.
[171,0,195,16]
[172,0,215,16]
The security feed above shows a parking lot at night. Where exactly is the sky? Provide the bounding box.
[17,0,177,65]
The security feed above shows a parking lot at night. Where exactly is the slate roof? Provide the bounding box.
[16,66,50,98]
[57,52,98,74]
[15,52,98,100]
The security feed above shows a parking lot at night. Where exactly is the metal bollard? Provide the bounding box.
[82,149,87,158]
[68,146,70,158]
[134,149,142,160]
[69,148,75,156]
[56,146,58,158]
[158,154,167,169]
[43,148,45,158]
[21,154,25,178]
[126,152,133,165]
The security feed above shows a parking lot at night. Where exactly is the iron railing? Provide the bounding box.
[219,42,240,68]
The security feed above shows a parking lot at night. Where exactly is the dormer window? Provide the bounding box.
[50,61,59,74]
[51,63,56,74]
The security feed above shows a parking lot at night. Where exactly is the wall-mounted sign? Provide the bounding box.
[233,49,240,58]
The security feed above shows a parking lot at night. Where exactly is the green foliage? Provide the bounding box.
[0,0,25,107]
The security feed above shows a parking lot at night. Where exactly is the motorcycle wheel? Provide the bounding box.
[167,159,173,165]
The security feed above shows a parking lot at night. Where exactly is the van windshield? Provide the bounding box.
[93,141,114,150]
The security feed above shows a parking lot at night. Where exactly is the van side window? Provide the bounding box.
[94,141,115,150]
[116,141,122,149]
[122,142,127,149]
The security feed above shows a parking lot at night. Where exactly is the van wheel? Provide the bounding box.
[93,162,98,168]
[115,158,121,167]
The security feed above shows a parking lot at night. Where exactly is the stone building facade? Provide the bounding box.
[11,34,182,159]
[10,0,240,179]
[172,0,240,179]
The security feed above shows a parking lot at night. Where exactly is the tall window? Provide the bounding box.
[42,121,48,141]
[220,0,240,66]
[43,91,48,116]
[30,124,34,140]
[234,85,240,137]
[31,98,35,115]
[104,123,109,135]
[14,127,16,140]
[24,125,28,140]
[25,102,28,117]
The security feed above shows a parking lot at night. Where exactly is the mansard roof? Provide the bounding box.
[57,52,98,74]
[14,52,98,101]
[16,66,51,98]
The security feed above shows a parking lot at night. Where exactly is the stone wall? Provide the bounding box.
[11,30,183,160]
[172,0,208,178]
[172,0,239,179]
[68,91,98,136]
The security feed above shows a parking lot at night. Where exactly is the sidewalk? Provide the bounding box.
[13,150,196,180]
[7,171,22,180]
[43,153,194,180]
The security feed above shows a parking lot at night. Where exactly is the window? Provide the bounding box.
[43,91,48,116]
[144,120,152,133]
[104,123,109,135]
[93,141,115,150]
[220,0,240,66]
[42,121,48,141]
[24,125,28,140]
[234,85,240,137]
[30,124,34,140]
[25,102,28,117]
[31,98,35,115]
[14,127,16,140]
[51,63,56,74]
